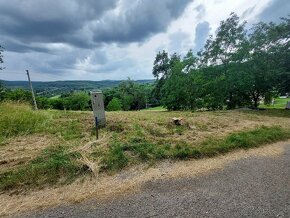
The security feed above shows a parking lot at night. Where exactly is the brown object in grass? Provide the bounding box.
[172,117,183,125]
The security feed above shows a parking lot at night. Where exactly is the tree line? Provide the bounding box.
[0,80,155,111]
[152,13,290,110]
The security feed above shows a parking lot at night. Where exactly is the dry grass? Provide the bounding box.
[1,140,288,217]
[0,135,56,173]
[1,103,290,216]
[102,110,290,146]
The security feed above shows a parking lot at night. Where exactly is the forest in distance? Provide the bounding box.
[0,13,289,111]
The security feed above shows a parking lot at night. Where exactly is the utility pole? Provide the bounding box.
[26,70,38,110]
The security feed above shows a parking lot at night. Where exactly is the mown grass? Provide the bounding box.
[260,97,290,109]
[242,108,290,118]
[141,106,166,111]
[96,126,290,171]
[0,145,83,192]
[0,102,290,192]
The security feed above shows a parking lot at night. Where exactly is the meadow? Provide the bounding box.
[1,102,290,194]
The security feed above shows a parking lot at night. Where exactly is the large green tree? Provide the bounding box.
[199,13,248,109]
[152,50,170,103]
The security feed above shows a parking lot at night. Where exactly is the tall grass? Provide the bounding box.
[0,102,49,141]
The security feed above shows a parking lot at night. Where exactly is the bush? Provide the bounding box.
[107,97,122,111]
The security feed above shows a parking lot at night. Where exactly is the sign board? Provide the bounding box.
[90,90,106,127]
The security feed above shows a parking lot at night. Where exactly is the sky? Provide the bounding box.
[0,0,289,81]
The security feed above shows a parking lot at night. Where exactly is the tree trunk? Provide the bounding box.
[253,95,259,108]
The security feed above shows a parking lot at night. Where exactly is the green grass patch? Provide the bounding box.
[141,106,166,111]
[0,102,50,142]
[0,102,85,143]
[260,97,290,109]
[197,126,290,157]
[100,144,129,171]
[0,145,82,192]
[242,109,290,118]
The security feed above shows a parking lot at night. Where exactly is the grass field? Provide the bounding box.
[0,102,290,193]
[260,97,290,109]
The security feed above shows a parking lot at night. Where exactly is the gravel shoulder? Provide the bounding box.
[19,142,290,218]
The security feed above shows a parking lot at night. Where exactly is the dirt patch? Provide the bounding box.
[1,140,288,217]
[0,135,55,173]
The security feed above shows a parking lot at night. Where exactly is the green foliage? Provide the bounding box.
[152,13,290,110]
[103,79,151,111]
[63,92,90,110]
[0,145,82,191]
[4,88,32,102]
[107,97,122,111]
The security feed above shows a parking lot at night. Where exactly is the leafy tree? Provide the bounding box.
[152,50,170,80]
[183,49,198,73]
[161,57,188,110]
[242,22,283,107]
[152,50,170,102]
[200,13,247,109]
[107,97,122,111]
[271,17,290,94]
[64,92,90,110]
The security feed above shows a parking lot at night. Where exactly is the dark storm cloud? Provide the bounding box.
[259,0,290,23]
[0,0,192,53]
[92,0,192,43]
[0,0,118,51]
[193,21,210,53]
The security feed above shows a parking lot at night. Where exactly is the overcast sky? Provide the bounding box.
[0,0,289,81]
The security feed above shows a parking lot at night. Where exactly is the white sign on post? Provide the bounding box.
[90,90,106,127]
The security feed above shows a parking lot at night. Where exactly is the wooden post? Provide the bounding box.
[26,70,38,110]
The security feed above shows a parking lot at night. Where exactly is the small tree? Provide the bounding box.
[107,97,122,111]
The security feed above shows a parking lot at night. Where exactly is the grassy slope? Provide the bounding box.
[0,102,290,192]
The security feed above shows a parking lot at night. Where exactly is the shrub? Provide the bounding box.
[107,97,122,111]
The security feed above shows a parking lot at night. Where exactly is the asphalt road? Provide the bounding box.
[22,144,290,218]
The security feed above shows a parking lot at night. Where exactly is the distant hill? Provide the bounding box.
[1,79,154,96]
